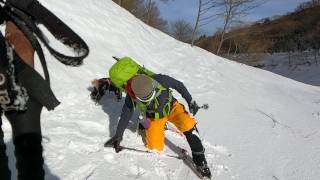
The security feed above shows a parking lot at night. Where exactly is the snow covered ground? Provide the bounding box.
[2,0,320,180]
[260,52,320,86]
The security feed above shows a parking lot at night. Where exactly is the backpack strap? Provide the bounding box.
[5,12,51,82]
[134,79,173,120]
[3,0,89,67]
[151,82,173,119]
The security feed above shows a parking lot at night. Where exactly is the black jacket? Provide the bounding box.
[0,7,7,25]
[114,74,192,140]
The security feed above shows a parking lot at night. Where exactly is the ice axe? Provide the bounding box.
[190,103,209,116]
[200,103,209,110]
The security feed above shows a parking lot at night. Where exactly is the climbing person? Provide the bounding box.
[104,57,211,178]
[0,0,89,179]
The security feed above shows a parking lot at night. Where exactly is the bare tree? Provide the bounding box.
[215,0,266,55]
[171,19,194,43]
[112,0,145,16]
[145,0,174,25]
[118,0,123,6]
[192,0,202,46]
[296,0,320,11]
[146,0,152,25]
[192,0,221,46]
[112,0,168,32]
[139,1,168,32]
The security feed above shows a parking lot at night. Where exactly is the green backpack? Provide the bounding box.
[109,57,155,89]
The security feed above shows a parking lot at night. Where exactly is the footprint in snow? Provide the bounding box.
[65,164,97,180]
[203,142,232,157]
[103,154,117,165]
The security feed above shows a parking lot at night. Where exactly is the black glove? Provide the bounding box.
[104,136,123,153]
[90,87,102,103]
[188,100,200,116]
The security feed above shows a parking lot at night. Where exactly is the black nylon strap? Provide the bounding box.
[5,9,50,83]
[3,0,89,66]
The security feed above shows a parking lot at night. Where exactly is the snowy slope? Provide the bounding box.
[2,0,320,180]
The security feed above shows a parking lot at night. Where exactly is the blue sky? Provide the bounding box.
[157,0,310,35]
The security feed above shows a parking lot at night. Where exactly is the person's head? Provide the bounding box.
[125,74,156,103]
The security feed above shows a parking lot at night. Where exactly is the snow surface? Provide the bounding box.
[260,52,320,86]
[2,0,320,180]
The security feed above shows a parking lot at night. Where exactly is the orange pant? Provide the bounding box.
[145,101,197,151]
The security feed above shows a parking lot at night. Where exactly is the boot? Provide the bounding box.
[184,126,212,178]
[0,144,11,180]
[14,133,44,180]
[192,152,212,178]
[0,119,11,180]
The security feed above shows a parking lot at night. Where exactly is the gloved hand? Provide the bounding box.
[104,136,123,153]
[188,100,200,116]
[90,87,101,103]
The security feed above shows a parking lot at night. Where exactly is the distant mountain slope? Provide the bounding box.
[197,4,320,54]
